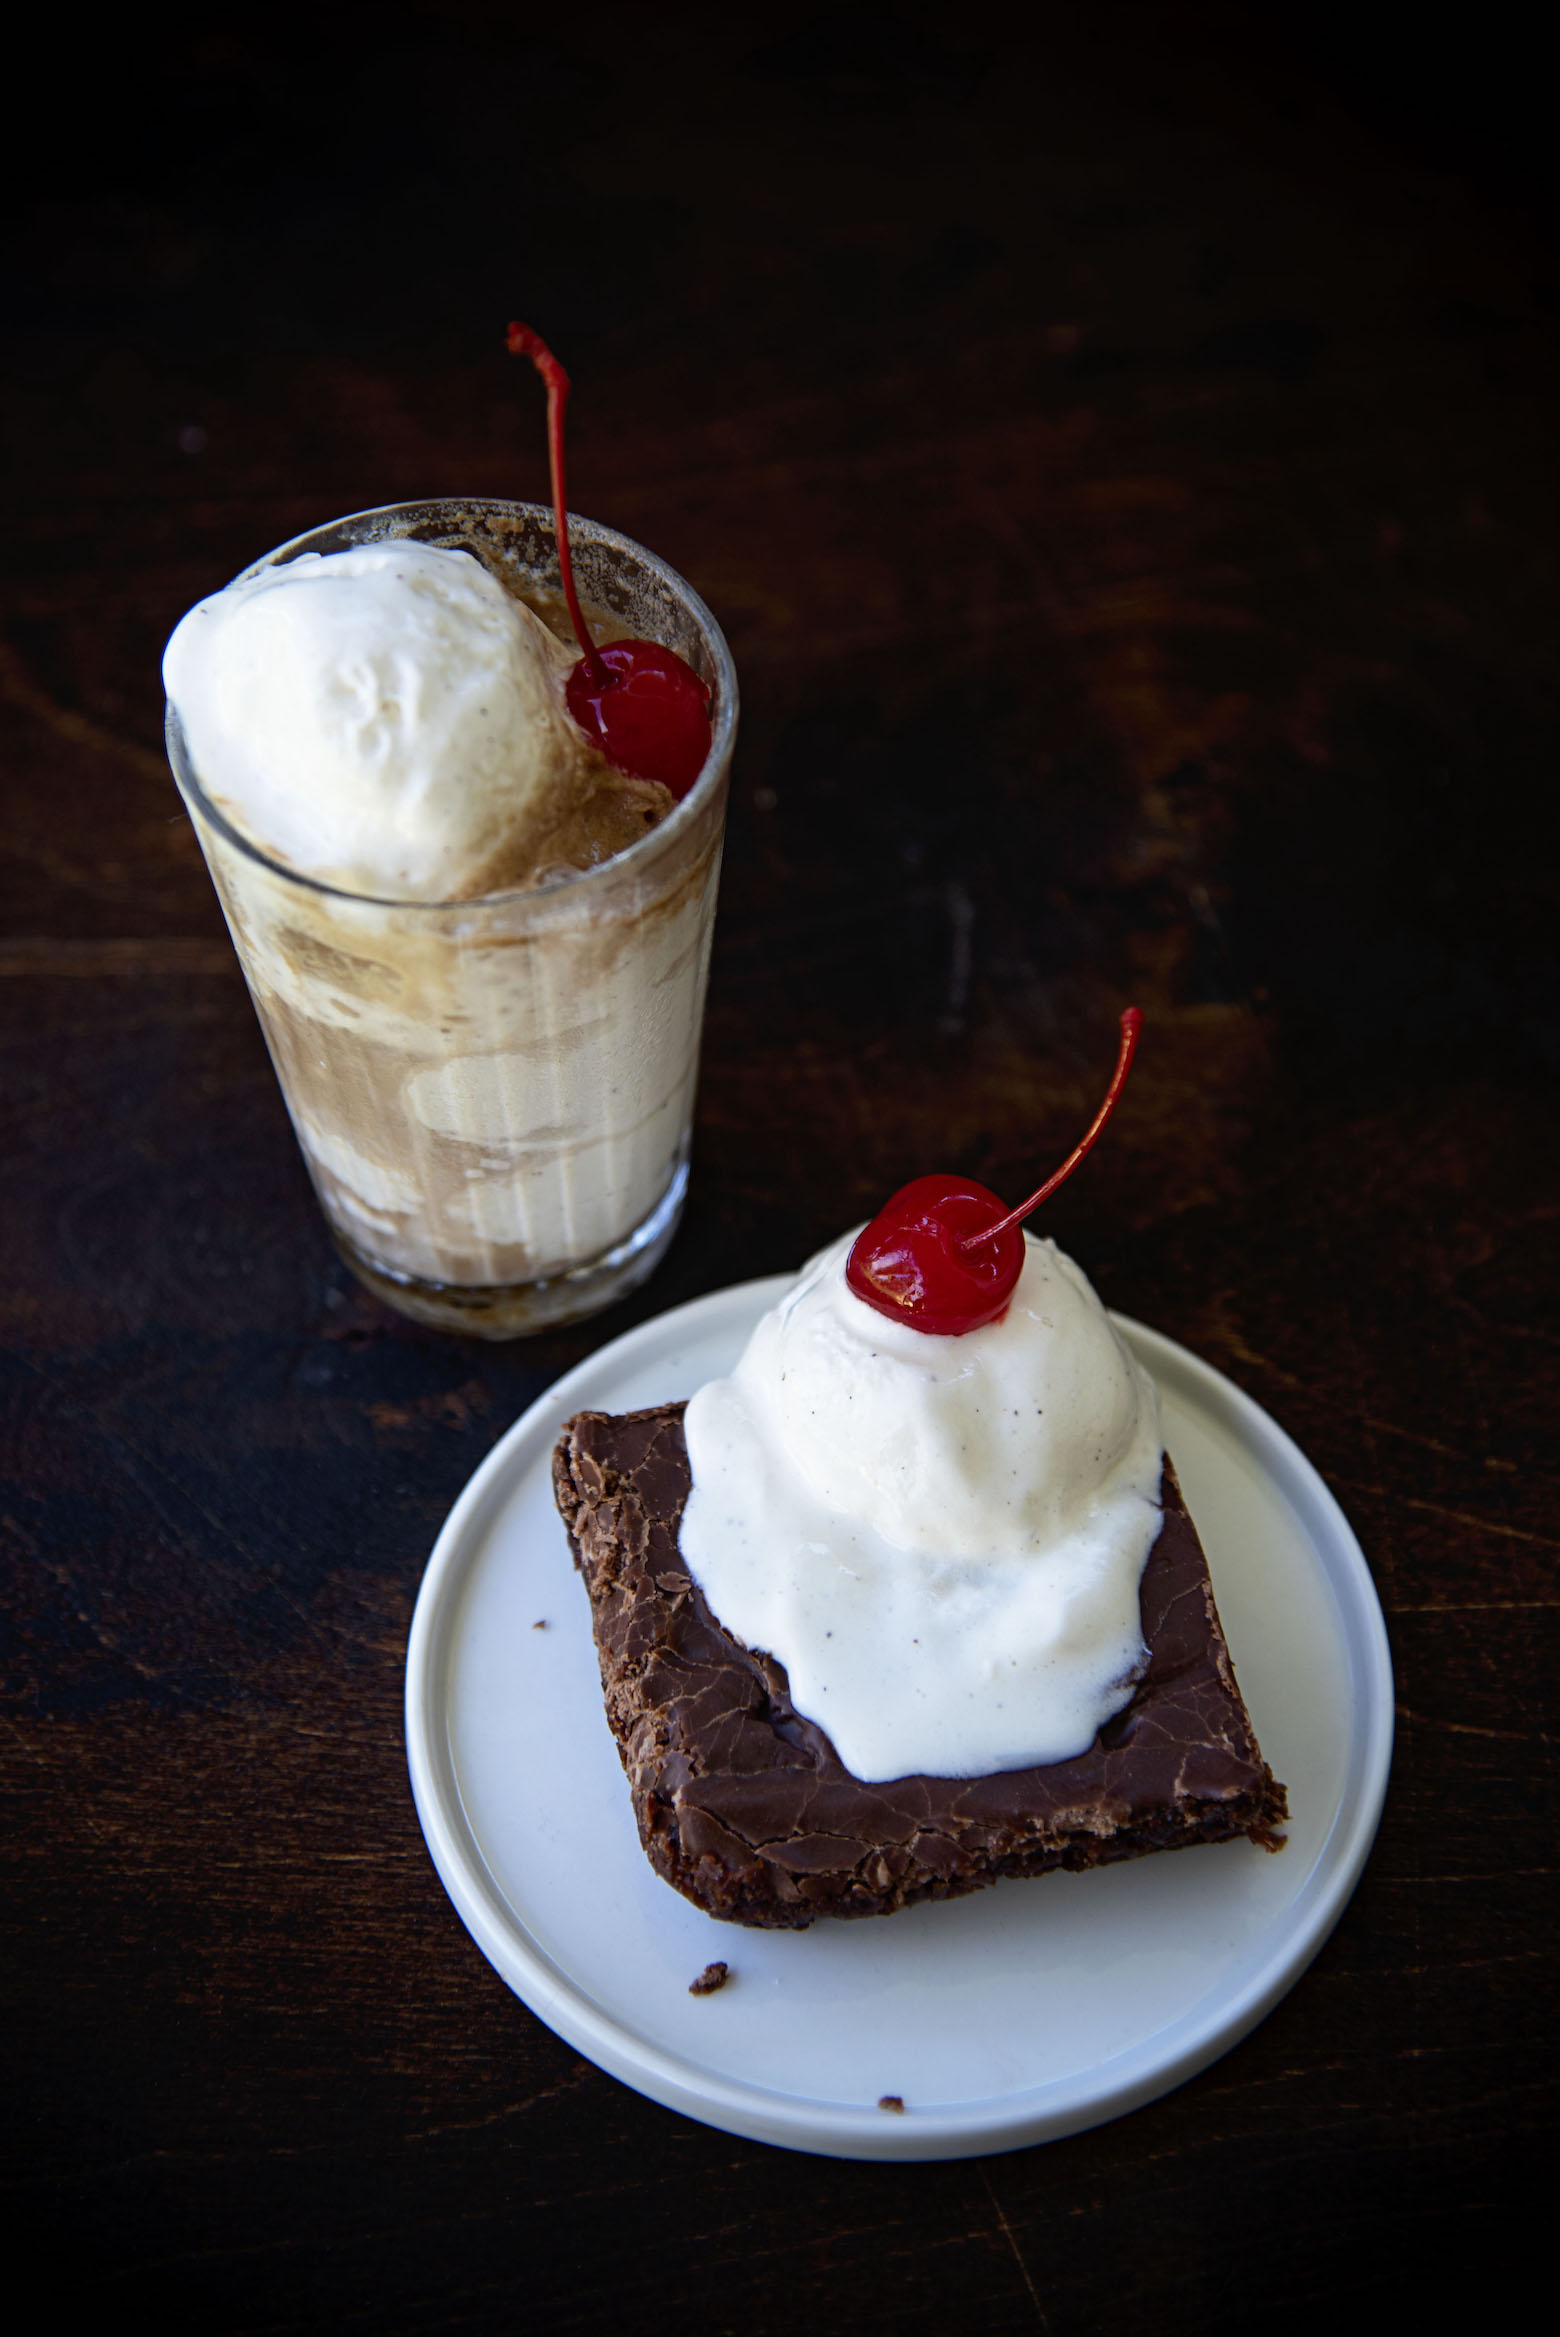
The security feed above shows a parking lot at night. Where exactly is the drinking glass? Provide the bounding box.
[166,498,736,1336]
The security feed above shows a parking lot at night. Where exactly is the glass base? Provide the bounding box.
[330,1161,689,1339]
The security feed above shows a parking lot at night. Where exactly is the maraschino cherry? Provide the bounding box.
[846,1009,1143,1336]
[507,321,712,797]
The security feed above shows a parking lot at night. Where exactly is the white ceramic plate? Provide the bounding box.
[405,1278,1392,2161]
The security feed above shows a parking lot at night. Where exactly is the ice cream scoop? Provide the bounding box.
[163,539,661,902]
[679,1229,1165,1781]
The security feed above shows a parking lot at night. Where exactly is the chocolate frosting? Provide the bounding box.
[553,1405,1287,1928]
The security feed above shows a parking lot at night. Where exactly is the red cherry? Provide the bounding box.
[508,321,713,795]
[565,639,712,798]
[847,1009,1143,1337]
[846,1174,1024,1335]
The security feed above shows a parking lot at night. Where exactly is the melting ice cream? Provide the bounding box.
[679,1229,1164,1781]
[163,540,669,901]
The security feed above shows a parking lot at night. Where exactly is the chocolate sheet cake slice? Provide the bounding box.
[553,1403,1287,1929]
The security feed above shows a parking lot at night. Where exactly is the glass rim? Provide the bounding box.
[164,497,738,913]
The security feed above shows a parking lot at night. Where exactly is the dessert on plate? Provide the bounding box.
[555,1006,1285,1929]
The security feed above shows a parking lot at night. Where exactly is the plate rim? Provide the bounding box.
[405,1277,1394,2162]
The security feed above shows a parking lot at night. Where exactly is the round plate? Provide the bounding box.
[405,1278,1392,2161]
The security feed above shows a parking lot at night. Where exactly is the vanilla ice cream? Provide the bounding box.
[163,540,668,901]
[679,1230,1164,1780]
[163,501,735,1335]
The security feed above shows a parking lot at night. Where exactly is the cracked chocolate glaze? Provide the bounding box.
[553,1405,1287,1928]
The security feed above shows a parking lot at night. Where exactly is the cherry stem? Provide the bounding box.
[959,1008,1143,1252]
[506,320,607,685]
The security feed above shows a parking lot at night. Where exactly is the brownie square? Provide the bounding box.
[552,1403,1287,1929]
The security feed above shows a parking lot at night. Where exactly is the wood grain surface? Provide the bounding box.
[2,7,1554,2329]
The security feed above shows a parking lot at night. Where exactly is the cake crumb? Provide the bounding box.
[878,2094,906,2113]
[689,1961,729,1997]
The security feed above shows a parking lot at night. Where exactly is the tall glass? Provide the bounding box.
[166,499,736,1337]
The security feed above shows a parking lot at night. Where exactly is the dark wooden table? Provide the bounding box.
[3,10,1554,2327]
